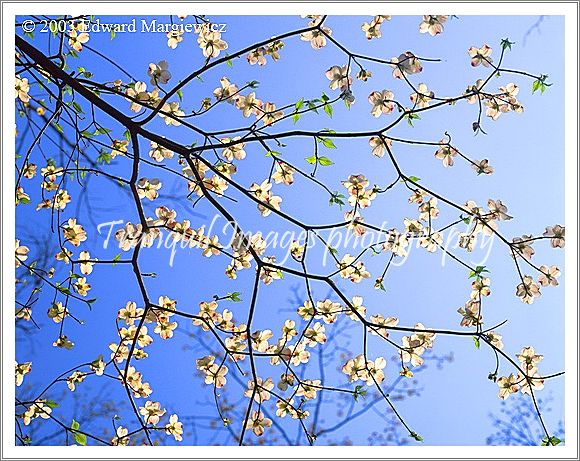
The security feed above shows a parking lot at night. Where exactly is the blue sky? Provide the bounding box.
[15,14,564,445]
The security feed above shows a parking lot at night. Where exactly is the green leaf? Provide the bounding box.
[406,112,421,127]
[112,253,121,266]
[292,113,301,124]
[473,336,480,349]
[323,104,333,118]
[227,292,242,302]
[459,214,471,225]
[71,419,80,431]
[407,176,421,182]
[328,192,346,207]
[541,436,562,446]
[45,400,59,408]
[410,432,423,442]
[86,298,97,304]
[353,385,367,401]
[305,154,317,165]
[177,88,183,101]
[97,151,111,165]
[74,432,87,446]
[307,101,319,113]
[123,129,131,141]
[265,150,281,157]
[295,99,304,110]
[532,74,552,95]
[321,138,336,149]
[318,156,334,166]
[500,38,515,51]
[72,102,84,114]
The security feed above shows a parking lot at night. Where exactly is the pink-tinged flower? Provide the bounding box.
[538,265,561,287]
[368,90,396,117]
[147,60,171,86]
[361,15,391,40]
[66,371,86,391]
[247,410,272,436]
[326,65,352,91]
[137,178,162,201]
[516,346,544,373]
[167,30,183,49]
[68,21,89,52]
[516,276,541,304]
[521,373,545,395]
[472,159,494,175]
[295,379,321,400]
[465,79,485,104]
[139,400,166,425]
[47,302,68,323]
[249,180,282,217]
[272,162,295,185]
[410,83,434,108]
[419,15,448,36]
[435,141,458,167]
[457,300,482,327]
[22,401,52,425]
[244,377,274,403]
[300,19,331,49]
[247,47,267,65]
[261,102,284,126]
[149,141,174,162]
[468,44,493,67]
[390,52,423,79]
[62,218,87,246]
[213,76,239,104]
[220,137,246,162]
[315,299,343,324]
[15,361,32,387]
[488,199,512,221]
[197,31,228,58]
[160,101,185,126]
[164,414,183,441]
[15,77,30,103]
[543,225,565,248]
[15,239,29,268]
[512,235,535,260]
[485,331,504,350]
[111,426,129,446]
[497,373,520,399]
[369,136,392,158]
[236,92,263,117]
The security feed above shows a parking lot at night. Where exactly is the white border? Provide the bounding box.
[2,2,578,459]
